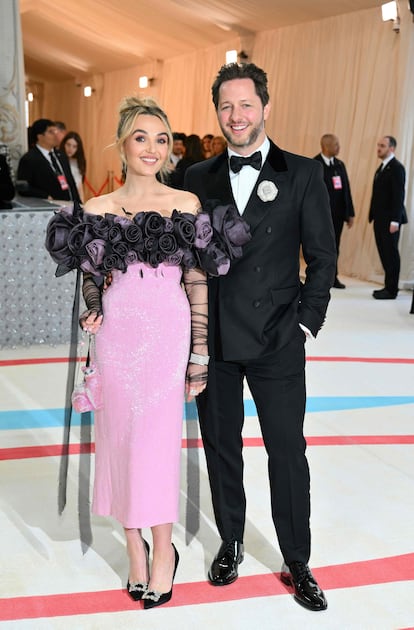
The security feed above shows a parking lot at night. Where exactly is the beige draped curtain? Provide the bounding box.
[37,5,414,285]
[252,5,413,285]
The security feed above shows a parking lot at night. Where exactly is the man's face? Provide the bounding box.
[55,129,66,144]
[172,140,185,157]
[216,78,270,155]
[377,137,393,160]
[325,136,340,157]
[38,126,58,150]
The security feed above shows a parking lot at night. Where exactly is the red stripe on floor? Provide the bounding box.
[0,553,413,621]
[0,357,85,367]
[307,356,414,364]
[1,435,414,461]
[1,356,413,367]
[0,443,95,461]
[184,435,414,448]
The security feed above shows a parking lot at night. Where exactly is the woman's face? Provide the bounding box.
[123,114,170,175]
[64,138,78,158]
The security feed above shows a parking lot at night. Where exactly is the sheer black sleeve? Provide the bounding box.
[79,272,103,328]
[183,266,208,385]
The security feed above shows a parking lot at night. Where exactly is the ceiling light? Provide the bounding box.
[381,1,398,21]
[84,86,92,97]
[225,50,238,64]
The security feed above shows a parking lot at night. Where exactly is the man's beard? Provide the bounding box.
[221,118,264,149]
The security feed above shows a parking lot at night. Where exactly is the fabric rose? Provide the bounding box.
[181,248,197,269]
[257,180,278,202]
[124,223,143,246]
[172,210,196,246]
[149,250,164,267]
[144,236,157,252]
[102,252,126,273]
[84,214,111,239]
[66,223,94,254]
[125,250,139,266]
[164,217,174,233]
[133,212,146,228]
[45,207,79,274]
[85,239,106,269]
[159,233,178,256]
[108,224,123,243]
[112,240,129,259]
[111,214,132,229]
[165,249,184,266]
[194,212,213,249]
[145,211,165,237]
[197,242,230,276]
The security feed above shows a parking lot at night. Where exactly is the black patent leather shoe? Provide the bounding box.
[208,540,244,586]
[280,561,327,611]
[126,539,150,602]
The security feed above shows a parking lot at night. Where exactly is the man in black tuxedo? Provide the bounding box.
[17,119,80,203]
[369,135,407,299]
[185,63,336,612]
[314,134,355,289]
[0,149,15,209]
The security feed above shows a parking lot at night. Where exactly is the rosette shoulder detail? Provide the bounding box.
[45,203,251,278]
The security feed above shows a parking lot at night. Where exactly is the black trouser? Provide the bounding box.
[197,332,311,565]
[332,212,344,278]
[374,219,400,296]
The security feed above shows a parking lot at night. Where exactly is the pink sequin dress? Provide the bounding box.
[93,262,191,528]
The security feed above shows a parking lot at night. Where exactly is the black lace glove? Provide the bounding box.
[183,267,208,398]
[79,273,103,333]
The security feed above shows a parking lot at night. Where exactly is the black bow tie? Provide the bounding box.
[229,151,262,173]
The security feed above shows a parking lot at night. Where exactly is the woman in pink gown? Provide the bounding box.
[45,96,251,609]
[78,97,208,609]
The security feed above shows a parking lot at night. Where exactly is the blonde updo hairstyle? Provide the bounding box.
[116,96,173,181]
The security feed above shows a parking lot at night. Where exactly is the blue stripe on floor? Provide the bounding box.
[1,396,414,430]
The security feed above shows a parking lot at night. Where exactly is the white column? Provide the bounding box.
[0,0,27,177]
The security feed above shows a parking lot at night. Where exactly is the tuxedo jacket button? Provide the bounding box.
[266,226,272,233]
[253,300,261,308]
[254,266,262,272]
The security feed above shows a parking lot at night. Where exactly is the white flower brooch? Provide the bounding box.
[257,180,278,202]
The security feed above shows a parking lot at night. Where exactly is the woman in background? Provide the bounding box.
[169,134,204,189]
[61,131,86,202]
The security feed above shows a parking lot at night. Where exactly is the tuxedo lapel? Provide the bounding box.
[203,153,235,209]
[243,141,288,230]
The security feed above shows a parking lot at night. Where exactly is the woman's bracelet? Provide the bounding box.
[189,352,210,366]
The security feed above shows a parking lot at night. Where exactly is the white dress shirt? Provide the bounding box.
[228,137,270,215]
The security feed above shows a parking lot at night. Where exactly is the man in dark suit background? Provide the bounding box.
[185,63,336,611]
[17,119,80,203]
[314,134,355,289]
[0,147,15,209]
[369,135,407,300]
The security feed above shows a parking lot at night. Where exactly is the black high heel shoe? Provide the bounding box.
[142,543,179,609]
[126,538,150,602]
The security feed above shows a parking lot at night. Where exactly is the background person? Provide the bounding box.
[201,133,213,159]
[369,135,407,300]
[17,119,80,202]
[54,121,67,145]
[314,133,355,289]
[61,131,86,202]
[169,134,204,189]
[210,135,227,156]
[0,145,15,209]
